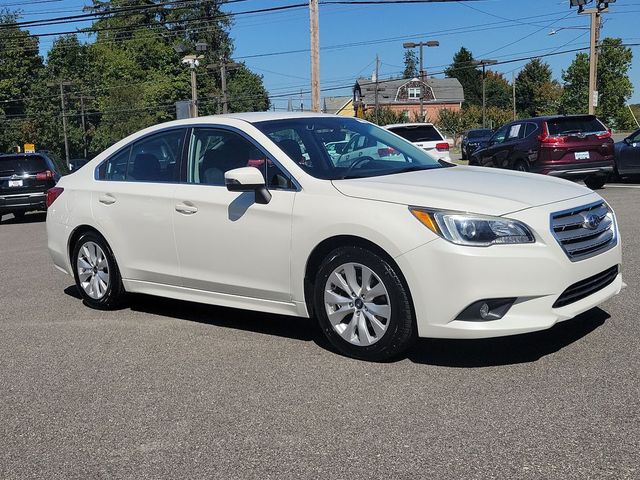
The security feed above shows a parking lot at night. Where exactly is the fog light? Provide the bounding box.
[456,298,516,322]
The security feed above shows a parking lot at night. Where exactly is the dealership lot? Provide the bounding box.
[0,186,638,479]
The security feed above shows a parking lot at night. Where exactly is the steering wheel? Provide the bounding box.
[341,156,373,179]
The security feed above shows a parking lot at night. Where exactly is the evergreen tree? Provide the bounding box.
[444,47,481,106]
[403,50,418,78]
[559,53,589,115]
[515,59,561,117]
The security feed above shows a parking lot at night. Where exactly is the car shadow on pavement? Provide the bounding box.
[0,212,46,224]
[129,294,318,342]
[407,307,610,367]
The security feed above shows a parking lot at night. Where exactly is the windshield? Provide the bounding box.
[254,117,447,180]
[467,129,492,139]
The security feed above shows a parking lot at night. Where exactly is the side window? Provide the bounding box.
[507,123,524,140]
[99,147,130,181]
[189,128,281,187]
[524,123,538,138]
[491,125,509,144]
[128,129,185,183]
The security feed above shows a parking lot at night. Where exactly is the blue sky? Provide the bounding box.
[14,0,640,110]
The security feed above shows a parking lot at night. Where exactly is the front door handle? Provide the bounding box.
[98,193,116,205]
[175,202,198,215]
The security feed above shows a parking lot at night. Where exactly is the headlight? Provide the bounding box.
[409,207,535,246]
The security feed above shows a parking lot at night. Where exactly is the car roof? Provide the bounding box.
[516,114,598,123]
[0,152,47,158]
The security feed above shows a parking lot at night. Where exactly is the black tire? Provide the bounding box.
[584,174,607,190]
[71,231,126,310]
[513,160,529,172]
[313,246,416,362]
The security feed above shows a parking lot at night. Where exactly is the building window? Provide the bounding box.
[408,87,421,99]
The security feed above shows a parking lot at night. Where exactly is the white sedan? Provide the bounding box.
[46,112,623,361]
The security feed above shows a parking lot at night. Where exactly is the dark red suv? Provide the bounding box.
[470,115,614,189]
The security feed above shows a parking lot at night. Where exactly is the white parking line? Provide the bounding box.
[606,184,640,189]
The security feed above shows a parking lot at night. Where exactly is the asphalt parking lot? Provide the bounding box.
[1,184,638,479]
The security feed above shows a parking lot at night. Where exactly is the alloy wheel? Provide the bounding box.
[76,241,110,300]
[323,262,391,346]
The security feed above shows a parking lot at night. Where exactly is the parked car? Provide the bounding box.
[332,133,405,167]
[470,115,614,190]
[461,128,493,160]
[384,123,451,162]
[0,152,62,221]
[47,113,622,361]
[614,128,640,178]
[69,158,88,171]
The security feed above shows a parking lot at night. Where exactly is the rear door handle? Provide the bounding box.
[175,202,198,215]
[98,193,116,205]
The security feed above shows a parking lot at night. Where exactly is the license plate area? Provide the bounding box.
[575,151,590,160]
[8,180,23,187]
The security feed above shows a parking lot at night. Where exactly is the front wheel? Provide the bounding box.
[584,174,608,190]
[72,231,126,310]
[313,247,416,361]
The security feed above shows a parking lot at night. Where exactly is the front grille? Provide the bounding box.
[550,201,616,261]
[553,265,619,308]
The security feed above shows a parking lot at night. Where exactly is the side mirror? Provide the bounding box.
[624,137,633,146]
[225,166,272,205]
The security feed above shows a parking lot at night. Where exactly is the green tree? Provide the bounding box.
[445,47,481,106]
[364,107,407,126]
[484,71,512,110]
[515,59,561,117]
[436,109,473,146]
[403,50,418,78]
[0,11,44,152]
[559,52,589,115]
[596,38,634,129]
[226,65,270,113]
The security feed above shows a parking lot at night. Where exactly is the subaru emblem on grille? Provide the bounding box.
[582,213,601,230]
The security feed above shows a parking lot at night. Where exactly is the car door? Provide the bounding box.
[172,127,296,302]
[477,124,509,167]
[618,129,640,174]
[92,128,186,286]
[497,122,526,169]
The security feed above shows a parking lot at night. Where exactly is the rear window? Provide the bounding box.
[467,129,492,139]
[546,117,606,136]
[387,125,443,143]
[0,156,48,175]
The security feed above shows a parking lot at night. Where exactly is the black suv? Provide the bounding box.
[461,128,493,160]
[0,153,62,220]
[470,115,614,189]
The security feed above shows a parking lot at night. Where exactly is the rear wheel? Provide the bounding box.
[313,246,416,361]
[72,231,126,310]
[513,160,529,172]
[584,174,607,190]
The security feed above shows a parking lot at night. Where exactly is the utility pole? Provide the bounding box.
[585,8,601,115]
[309,0,320,112]
[512,72,517,121]
[190,66,198,117]
[220,62,228,114]
[374,55,380,124]
[59,81,70,169]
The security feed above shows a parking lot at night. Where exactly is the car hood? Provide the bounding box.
[331,165,593,216]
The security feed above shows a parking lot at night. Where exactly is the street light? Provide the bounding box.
[177,41,207,118]
[402,40,439,121]
[473,59,497,128]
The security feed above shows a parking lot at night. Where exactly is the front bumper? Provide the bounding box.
[0,192,47,213]
[395,196,623,339]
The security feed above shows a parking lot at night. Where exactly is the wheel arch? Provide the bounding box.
[303,234,416,319]
[67,224,112,264]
